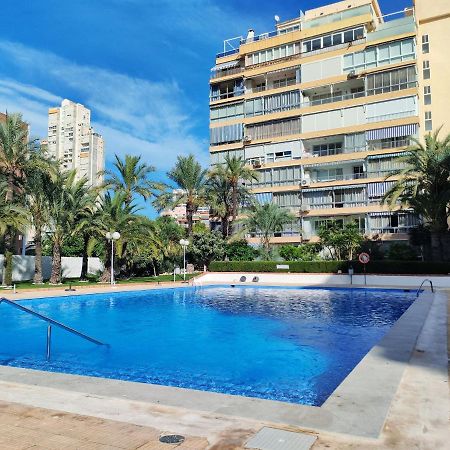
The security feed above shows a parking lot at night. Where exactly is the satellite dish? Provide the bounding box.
[274,15,280,22]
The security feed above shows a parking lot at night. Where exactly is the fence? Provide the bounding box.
[0,255,103,283]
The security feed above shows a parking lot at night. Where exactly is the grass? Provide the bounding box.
[4,273,199,291]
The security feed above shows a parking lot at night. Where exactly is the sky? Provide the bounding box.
[0,0,411,217]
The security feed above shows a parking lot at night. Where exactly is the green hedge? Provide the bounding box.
[209,260,450,275]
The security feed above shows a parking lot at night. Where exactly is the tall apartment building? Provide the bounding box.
[47,99,104,187]
[209,0,449,245]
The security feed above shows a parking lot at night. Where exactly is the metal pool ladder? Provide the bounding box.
[416,279,434,297]
[0,297,108,360]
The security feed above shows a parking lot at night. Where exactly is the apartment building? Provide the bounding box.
[209,0,449,244]
[161,190,211,228]
[47,99,104,187]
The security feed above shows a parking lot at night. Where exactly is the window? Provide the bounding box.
[424,86,431,105]
[302,26,364,54]
[353,165,364,179]
[210,102,244,122]
[366,66,417,95]
[249,42,300,65]
[312,142,343,157]
[343,38,416,73]
[422,35,429,54]
[425,111,432,131]
[423,60,430,79]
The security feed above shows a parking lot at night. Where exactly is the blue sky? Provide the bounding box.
[0,0,411,216]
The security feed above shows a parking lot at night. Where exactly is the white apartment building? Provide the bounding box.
[47,99,104,187]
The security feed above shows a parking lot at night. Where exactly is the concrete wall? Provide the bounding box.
[0,255,103,283]
[197,271,450,288]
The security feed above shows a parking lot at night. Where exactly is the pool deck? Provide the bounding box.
[0,282,448,448]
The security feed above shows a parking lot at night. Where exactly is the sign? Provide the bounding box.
[276,264,290,270]
[358,252,370,264]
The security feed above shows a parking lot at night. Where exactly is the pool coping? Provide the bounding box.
[0,287,436,439]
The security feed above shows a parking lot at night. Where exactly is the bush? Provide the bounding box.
[209,260,450,275]
[225,240,259,261]
[387,243,418,261]
[279,243,321,261]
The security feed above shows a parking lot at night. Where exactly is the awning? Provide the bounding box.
[367,181,395,197]
[302,185,366,193]
[255,192,273,204]
[367,151,410,160]
[366,124,417,141]
[303,159,365,168]
[211,60,240,71]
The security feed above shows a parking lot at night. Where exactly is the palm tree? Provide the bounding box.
[97,192,143,282]
[0,180,28,239]
[210,155,258,228]
[207,168,253,238]
[154,155,208,235]
[0,113,41,286]
[71,187,102,281]
[47,170,90,284]
[24,157,56,284]
[382,129,450,261]
[104,154,159,206]
[240,202,295,257]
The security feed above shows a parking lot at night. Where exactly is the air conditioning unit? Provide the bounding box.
[243,135,252,143]
[347,70,357,79]
[301,179,310,186]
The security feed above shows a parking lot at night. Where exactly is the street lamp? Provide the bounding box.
[106,231,120,286]
[179,239,189,282]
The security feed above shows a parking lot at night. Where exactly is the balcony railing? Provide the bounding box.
[367,110,416,123]
[311,173,367,183]
[216,48,239,59]
[367,138,410,150]
[210,66,245,80]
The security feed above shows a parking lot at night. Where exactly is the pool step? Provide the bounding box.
[245,427,317,450]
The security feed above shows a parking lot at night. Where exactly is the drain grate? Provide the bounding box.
[246,427,317,450]
[159,434,185,444]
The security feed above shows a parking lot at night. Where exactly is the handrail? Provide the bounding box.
[0,297,108,359]
[416,279,434,297]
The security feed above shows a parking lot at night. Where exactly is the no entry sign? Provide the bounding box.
[358,252,370,264]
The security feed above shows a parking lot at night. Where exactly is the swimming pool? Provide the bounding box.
[0,286,415,406]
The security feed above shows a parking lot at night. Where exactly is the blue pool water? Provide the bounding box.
[0,286,415,406]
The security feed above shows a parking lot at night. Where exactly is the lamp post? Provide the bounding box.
[106,231,120,286]
[179,239,189,282]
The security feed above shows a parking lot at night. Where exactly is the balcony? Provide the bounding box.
[210,66,245,80]
[367,110,416,123]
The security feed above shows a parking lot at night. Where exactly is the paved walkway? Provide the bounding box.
[0,401,211,450]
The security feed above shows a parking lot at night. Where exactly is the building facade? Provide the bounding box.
[161,190,210,228]
[47,99,104,187]
[209,0,448,244]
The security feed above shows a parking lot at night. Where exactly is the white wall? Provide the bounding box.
[301,56,342,83]
[0,255,103,282]
[197,272,450,288]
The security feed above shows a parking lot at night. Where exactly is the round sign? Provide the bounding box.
[358,252,370,264]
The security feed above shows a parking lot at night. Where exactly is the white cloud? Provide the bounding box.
[0,40,208,170]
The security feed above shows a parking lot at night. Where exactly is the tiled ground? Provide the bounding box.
[0,401,211,450]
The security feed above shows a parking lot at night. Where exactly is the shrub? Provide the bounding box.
[279,243,321,261]
[209,260,450,274]
[387,243,418,261]
[225,240,259,261]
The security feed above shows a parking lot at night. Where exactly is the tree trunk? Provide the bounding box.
[2,177,15,287]
[221,215,229,238]
[430,231,444,261]
[186,201,194,236]
[80,233,89,281]
[231,183,238,222]
[33,228,43,284]
[99,240,112,282]
[49,242,62,284]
